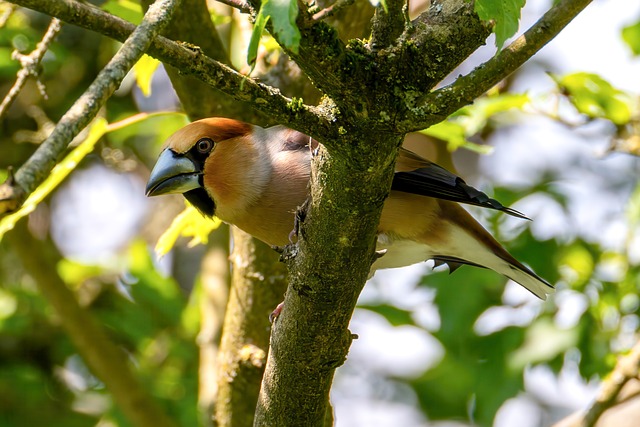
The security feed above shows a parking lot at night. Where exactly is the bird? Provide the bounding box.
[145,117,554,300]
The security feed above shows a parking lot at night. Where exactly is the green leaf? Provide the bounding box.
[0,112,182,241]
[248,11,270,68]
[155,204,222,257]
[421,92,528,154]
[260,0,301,53]
[553,72,632,125]
[475,0,525,50]
[133,54,160,97]
[0,118,109,240]
[358,304,415,326]
[622,20,640,55]
[102,0,143,24]
[460,93,529,135]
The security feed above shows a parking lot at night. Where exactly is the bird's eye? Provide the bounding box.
[196,138,214,154]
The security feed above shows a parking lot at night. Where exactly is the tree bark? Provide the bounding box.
[216,228,287,427]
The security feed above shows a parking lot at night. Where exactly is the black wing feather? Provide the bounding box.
[392,151,529,220]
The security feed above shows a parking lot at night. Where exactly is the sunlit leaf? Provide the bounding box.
[460,93,529,135]
[622,20,640,55]
[0,118,109,240]
[475,0,525,50]
[248,11,270,68]
[553,72,632,125]
[0,112,182,241]
[559,244,595,290]
[421,115,493,154]
[155,204,222,257]
[57,259,106,288]
[102,0,143,24]
[421,92,528,154]
[260,0,301,53]
[133,54,160,97]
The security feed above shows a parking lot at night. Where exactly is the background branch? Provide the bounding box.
[582,341,640,426]
[216,229,287,427]
[6,222,178,427]
[0,0,181,215]
[0,17,61,119]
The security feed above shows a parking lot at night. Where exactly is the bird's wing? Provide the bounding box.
[393,148,529,219]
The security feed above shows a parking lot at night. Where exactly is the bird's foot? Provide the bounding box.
[269,301,285,323]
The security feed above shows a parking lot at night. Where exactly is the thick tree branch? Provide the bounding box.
[7,223,178,427]
[255,131,402,426]
[0,17,61,119]
[397,0,593,132]
[0,0,180,215]
[7,0,334,136]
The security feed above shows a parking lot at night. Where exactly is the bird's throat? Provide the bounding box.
[184,188,216,217]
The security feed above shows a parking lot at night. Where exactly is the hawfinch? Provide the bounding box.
[146,118,553,299]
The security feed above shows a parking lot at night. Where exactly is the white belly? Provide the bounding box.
[371,235,436,272]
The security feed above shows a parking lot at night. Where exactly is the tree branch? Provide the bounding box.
[7,223,178,427]
[215,0,253,14]
[369,0,406,49]
[0,17,61,119]
[311,0,355,22]
[7,0,333,134]
[397,0,593,132]
[215,229,287,426]
[0,0,181,215]
[581,341,640,426]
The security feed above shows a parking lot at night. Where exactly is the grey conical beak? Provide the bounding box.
[145,149,201,197]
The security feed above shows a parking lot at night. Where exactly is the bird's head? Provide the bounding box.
[145,117,259,217]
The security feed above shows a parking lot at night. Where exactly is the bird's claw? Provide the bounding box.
[269,301,285,323]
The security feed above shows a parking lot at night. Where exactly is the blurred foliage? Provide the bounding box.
[552,72,633,125]
[622,19,640,56]
[420,92,529,154]
[1,1,639,427]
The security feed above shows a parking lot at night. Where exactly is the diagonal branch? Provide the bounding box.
[7,0,333,136]
[397,0,593,133]
[582,341,640,427]
[7,223,178,427]
[0,0,182,216]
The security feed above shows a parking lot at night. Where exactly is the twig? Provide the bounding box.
[399,0,593,132]
[582,341,640,427]
[0,1,15,26]
[215,0,254,14]
[0,18,61,119]
[6,222,179,427]
[0,0,182,216]
[312,0,355,21]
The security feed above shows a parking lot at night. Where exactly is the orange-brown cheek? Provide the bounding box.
[201,141,260,217]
